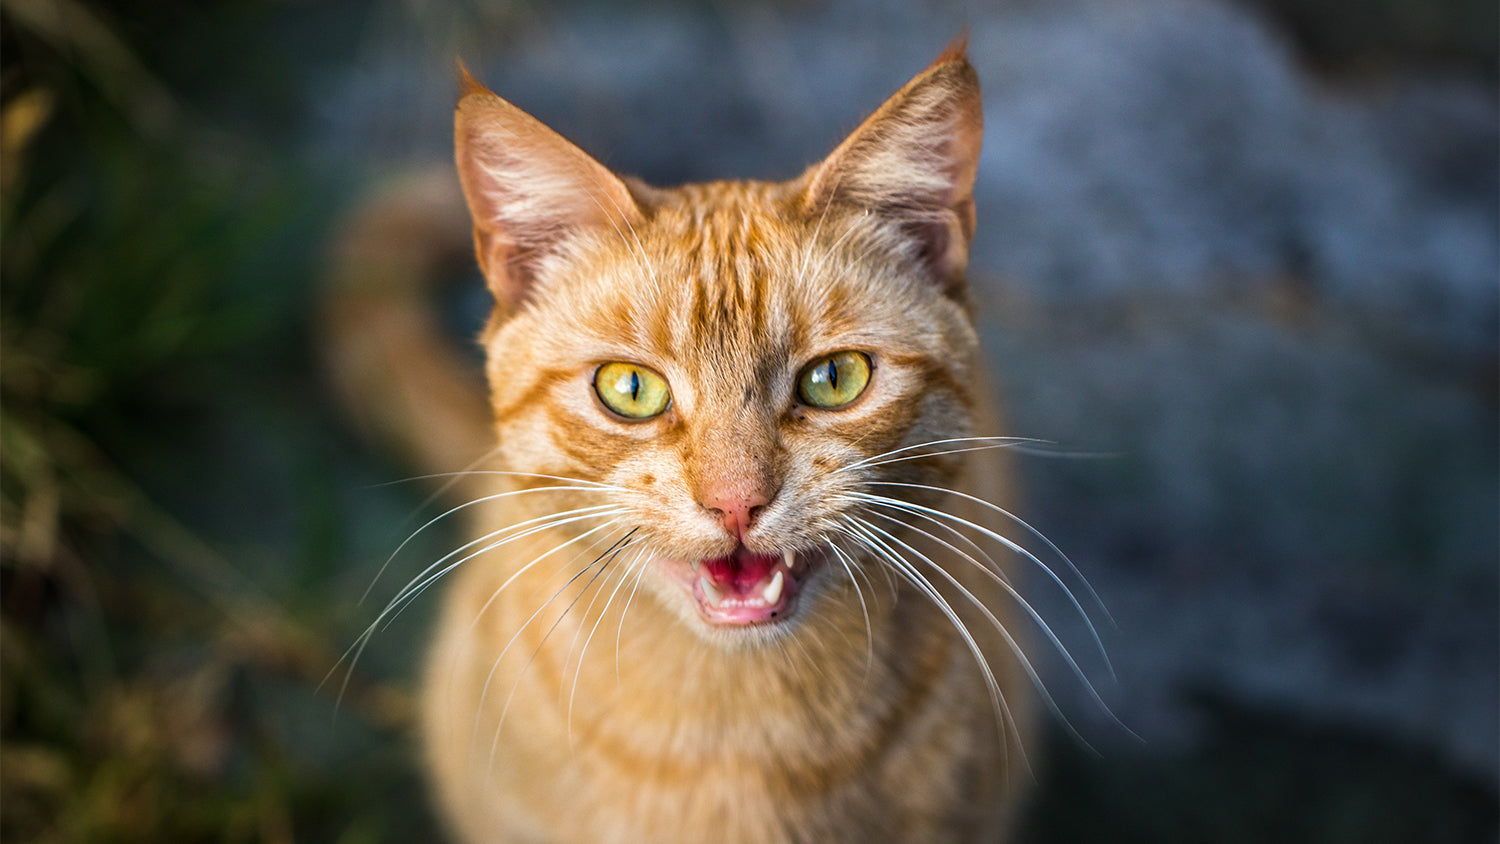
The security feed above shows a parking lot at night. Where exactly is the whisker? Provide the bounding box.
[857,507,1131,737]
[458,519,630,647]
[795,172,843,286]
[833,436,1045,475]
[1007,443,1121,461]
[852,443,1033,473]
[865,481,1116,628]
[381,445,503,523]
[834,517,1031,775]
[824,530,885,599]
[614,547,656,685]
[559,543,631,693]
[370,468,631,493]
[485,531,637,767]
[545,543,621,711]
[380,505,625,631]
[851,496,1013,588]
[364,483,621,604]
[556,538,642,683]
[566,545,651,742]
[843,490,1115,677]
[825,542,874,676]
[328,507,624,708]
[471,529,636,743]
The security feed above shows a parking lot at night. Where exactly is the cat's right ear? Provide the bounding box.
[801,39,983,301]
[454,66,642,310]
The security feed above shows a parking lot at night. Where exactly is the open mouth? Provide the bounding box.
[685,547,809,626]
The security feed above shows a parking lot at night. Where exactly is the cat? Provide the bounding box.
[326,39,1051,843]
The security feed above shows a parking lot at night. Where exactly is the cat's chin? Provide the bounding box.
[662,547,824,631]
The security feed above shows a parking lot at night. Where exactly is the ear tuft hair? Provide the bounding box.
[802,40,983,299]
[455,60,490,101]
[453,73,642,310]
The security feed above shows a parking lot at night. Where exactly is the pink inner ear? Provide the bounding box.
[908,209,972,296]
[454,84,642,308]
[800,50,983,294]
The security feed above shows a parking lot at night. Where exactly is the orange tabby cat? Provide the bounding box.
[329,41,1039,843]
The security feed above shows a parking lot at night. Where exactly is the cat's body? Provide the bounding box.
[328,43,1037,843]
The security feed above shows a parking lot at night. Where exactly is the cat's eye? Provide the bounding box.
[594,362,671,419]
[797,351,872,410]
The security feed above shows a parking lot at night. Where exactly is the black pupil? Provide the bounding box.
[825,360,839,390]
[629,370,640,401]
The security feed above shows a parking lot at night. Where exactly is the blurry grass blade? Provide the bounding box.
[0,88,53,202]
[1,0,179,136]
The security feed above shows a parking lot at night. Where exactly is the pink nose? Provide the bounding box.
[700,489,772,539]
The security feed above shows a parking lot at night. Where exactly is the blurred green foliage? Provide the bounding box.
[1,1,444,840]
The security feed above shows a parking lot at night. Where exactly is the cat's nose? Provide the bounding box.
[701,489,773,540]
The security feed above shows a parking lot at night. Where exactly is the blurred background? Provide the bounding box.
[1,0,1495,841]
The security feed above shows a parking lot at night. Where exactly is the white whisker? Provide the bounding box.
[825,542,874,675]
[857,506,1131,738]
[583,177,655,284]
[614,547,656,685]
[834,517,1031,775]
[472,530,636,745]
[843,490,1115,677]
[362,473,628,603]
[327,505,625,708]
[866,481,1115,628]
[565,546,651,742]
[833,436,1044,476]
[375,469,631,492]
[384,445,504,523]
[381,505,626,631]
[795,173,842,286]
[486,531,637,767]
[853,496,1013,587]
[466,520,633,649]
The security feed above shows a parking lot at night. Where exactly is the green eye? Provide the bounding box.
[594,362,671,419]
[797,351,871,409]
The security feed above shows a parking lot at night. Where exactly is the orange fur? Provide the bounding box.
[332,42,1036,842]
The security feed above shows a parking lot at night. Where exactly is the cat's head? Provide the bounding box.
[455,43,986,644]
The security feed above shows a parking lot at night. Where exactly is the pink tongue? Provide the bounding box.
[703,550,780,594]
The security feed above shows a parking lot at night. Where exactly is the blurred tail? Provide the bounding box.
[320,169,495,500]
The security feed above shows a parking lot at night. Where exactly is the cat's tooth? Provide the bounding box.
[762,570,785,605]
[782,550,795,570]
[699,576,723,607]
[690,559,700,573]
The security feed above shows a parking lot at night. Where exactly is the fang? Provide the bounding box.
[700,576,723,607]
[762,570,784,605]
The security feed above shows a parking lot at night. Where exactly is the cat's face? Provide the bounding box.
[456,47,984,644]
[482,183,980,641]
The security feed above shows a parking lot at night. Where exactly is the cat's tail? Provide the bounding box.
[320,169,495,500]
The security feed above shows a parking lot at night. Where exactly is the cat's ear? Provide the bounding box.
[454,66,642,309]
[802,39,983,298]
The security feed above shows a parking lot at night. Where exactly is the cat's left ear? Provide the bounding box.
[454,66,643,310]
[802,39,982,299]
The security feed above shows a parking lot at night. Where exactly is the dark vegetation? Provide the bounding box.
[1,2,442,840]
